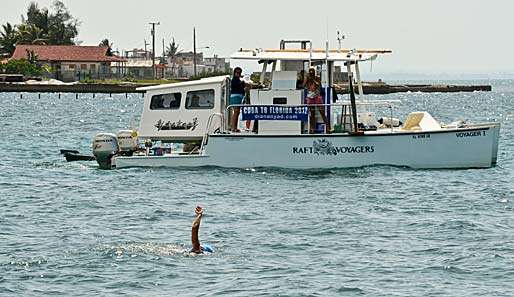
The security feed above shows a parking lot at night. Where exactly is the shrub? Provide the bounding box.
[3,59,44,76]
[189,70,230,81]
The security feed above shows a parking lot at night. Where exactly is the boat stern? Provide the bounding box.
[490,122,501,165]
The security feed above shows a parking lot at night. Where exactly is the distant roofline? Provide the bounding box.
[14,44,111,48]
[11,44,127,62]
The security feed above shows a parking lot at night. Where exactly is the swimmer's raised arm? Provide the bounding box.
[191,206,203,253]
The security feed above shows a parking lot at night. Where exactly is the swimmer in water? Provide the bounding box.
[191,206,213,254]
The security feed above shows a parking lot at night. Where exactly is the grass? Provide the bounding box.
[80,78,182,85]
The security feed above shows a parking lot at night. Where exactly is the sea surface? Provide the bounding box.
[1,80,513,296]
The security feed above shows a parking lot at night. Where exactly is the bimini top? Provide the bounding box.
[136,75,229,92]
[230,48,392,62]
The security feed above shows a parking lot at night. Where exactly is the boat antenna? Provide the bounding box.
[337,31,345,53]
[326,18,329,43]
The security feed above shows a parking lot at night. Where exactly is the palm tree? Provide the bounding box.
[0,1,79,56]
[166,38,180,77]
[165,38,180,59]
[16,23,46,45]
[0,22,18,56]
[99,38,113,56]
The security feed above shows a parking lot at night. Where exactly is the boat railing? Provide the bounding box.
[225,100,401,133]
[201,112,224,153]
[225,100,401,112]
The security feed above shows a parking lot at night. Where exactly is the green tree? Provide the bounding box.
[99,38,113,56]
[166,38,180,77]
[46,1,79,45]
[1,49,46,76]
[23,2,50,35]
[3,59,43,76]
[165,38,180,59]
[0,0,79,55]
[0,23,18,55]
[16,23,45,44]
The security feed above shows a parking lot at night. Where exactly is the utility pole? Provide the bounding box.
[144,39,150,59]
[162,38,166,79]
[193,27,197,77]
[149,21,160,79]
[162,38,165,60]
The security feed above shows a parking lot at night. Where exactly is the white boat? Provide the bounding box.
[92,40,500,170]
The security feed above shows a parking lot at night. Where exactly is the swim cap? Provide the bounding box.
[201,244,213,253]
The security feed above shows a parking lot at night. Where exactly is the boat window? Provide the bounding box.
[186,89,215,109]
[150,93,182,110]
[273,97,287,104]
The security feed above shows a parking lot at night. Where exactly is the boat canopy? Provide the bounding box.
[136,75,229,92]
[230,48,392,62]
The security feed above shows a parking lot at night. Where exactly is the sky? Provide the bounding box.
[2,0,514,76]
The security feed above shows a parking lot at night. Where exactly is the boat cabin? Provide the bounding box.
[137,76,229,141]
[137,40,392,142]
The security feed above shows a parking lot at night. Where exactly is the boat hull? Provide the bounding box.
[114,124,500,169]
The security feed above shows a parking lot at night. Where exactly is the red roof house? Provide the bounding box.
[11,45,127,81]
[11,45,126,63]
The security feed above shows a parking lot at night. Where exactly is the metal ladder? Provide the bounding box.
[200,113,224,154]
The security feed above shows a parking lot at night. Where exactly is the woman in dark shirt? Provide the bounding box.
[230,67,245,132]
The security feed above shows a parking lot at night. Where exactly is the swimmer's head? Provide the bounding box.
[201,244,213,253]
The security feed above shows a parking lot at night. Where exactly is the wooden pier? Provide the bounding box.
[334,82,491,94]
[0,82,147,94]
[0,81,492,95]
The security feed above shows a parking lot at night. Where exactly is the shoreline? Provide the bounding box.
[0,81,492,94]
[333,82,491,94]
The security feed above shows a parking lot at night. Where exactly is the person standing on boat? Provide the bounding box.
[191,205,213,254]
[304,67,330,134]
[296,70,306,89]
[230,67,245,132]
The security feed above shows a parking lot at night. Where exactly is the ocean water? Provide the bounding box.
[1,80,513,296]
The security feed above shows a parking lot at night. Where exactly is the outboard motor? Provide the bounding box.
[92,133,118,169]
[144,139,153,156]
[117,130,138,156]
